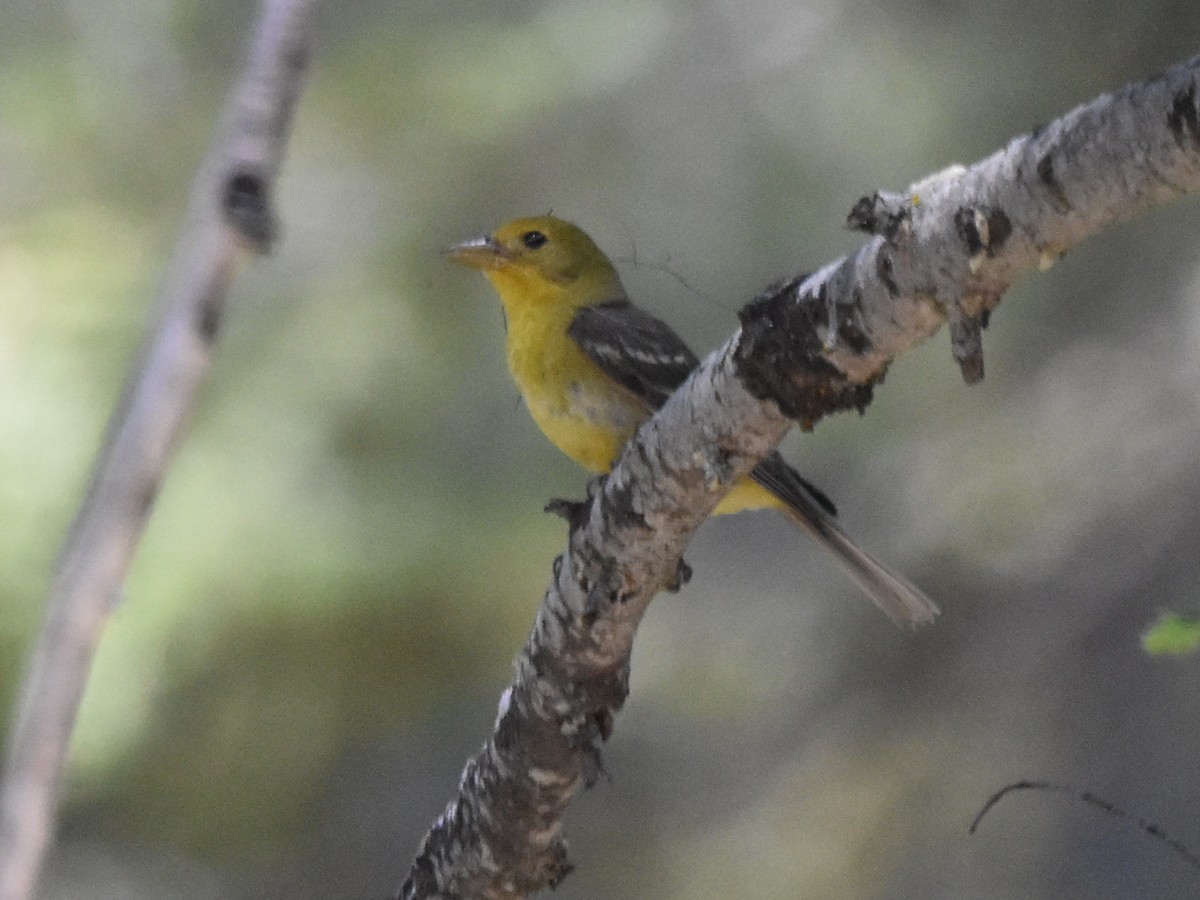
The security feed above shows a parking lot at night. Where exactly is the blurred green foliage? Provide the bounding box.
[1142,613,1200,657]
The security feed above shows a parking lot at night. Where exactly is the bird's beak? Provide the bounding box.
[445,234,509,271]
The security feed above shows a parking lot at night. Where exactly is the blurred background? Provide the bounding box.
[3,1,1200,897]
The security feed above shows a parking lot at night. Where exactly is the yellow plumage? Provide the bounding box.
[496,271,638,474]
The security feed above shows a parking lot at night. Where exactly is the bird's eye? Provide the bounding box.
[521,230,548,249]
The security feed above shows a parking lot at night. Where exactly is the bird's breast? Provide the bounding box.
[504,304,645,473]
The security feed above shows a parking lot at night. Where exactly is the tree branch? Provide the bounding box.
[745,55,1200,400]
[0,3,319,899]
[398,55,1200,898]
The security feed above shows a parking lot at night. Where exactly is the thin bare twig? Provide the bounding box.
[970,779,1200,873]
[399,55,1200,898]
[0,3,319,898]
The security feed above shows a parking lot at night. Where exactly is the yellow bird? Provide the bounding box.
[447,215,937,628]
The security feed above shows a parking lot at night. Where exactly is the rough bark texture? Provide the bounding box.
[399,54,1200,898]
[745,56,1200,404]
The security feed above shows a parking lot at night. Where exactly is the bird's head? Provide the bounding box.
[447,215,622,308]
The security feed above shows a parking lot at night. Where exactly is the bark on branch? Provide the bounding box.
[399,55,1200,898]
[0,4,318,899]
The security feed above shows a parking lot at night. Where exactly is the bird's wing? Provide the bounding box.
[568,301,699,410]
[750,454,838,518]
[570,300,837,517]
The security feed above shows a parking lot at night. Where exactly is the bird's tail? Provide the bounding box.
[777,501,939,629]
[750,455,939,629]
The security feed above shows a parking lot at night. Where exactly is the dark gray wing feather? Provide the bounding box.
[570,301,837,516]
[750,454,837,518]
[568,301,698,409]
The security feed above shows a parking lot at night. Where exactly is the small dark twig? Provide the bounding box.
[544,497,590,531]
[970,780,1200,873]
